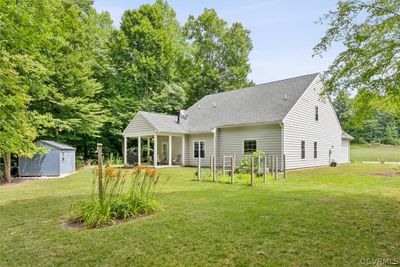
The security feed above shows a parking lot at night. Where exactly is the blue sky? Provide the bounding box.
[93,0,342,84]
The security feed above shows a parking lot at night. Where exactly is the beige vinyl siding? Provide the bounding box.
[185,133,214,166]
[283,76,349,169]
[216,124,282,166]
[123,113,155,137]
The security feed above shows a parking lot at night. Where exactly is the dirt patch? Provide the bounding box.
[368,170,400,177]
[0,178,31,187]
[62,213,153,230]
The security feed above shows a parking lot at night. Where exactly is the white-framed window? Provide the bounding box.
[193,141,205,159]
[301,141,305,159]
[315,106,319,121]
[61,151,65,162]
[243,139,257,154]
[314,142,318,158]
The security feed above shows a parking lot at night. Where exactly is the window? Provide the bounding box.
[194,141,205,158]
[314,142,317,158]
[315,106,319,121]
[243,140,257,154]
[301,141,305,159]
[61,151,65,162]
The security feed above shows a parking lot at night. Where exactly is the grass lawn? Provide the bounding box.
[1,164,399,266]
[351,144,400,162]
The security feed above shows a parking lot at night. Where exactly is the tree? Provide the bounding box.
[0,0,113,159]
[183,9,254,106]
[101,0,186,154]
[0,50,43,182]
[148,82,187,114]
[314,0,400,117]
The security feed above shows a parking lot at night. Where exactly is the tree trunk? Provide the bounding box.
[3,152,11,183]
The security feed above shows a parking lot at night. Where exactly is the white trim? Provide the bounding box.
[280,123,284,167]
[123,136,127,165]
[168,135,172,166]
[181,135,185,166]
[193,140,206,159]
[124,132,155,138]
[242,139,258,155]
[138,136,141,165]
[153,135,158,167]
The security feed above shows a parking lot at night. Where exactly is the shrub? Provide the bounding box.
[70,165,162,228]
[237,150,265,173]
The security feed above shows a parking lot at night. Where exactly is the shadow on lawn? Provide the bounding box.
[0,186,399,266]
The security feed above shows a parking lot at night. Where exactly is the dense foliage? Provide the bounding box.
[332,92,400,144]
[314,0,400,118]
[0,0,253,180]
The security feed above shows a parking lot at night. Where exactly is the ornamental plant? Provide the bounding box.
[70,165,162,228]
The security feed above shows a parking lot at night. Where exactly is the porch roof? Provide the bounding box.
[123,111,188,137]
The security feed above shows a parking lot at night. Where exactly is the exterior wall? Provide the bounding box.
[19,147,60,176]
[185,133,214,167]
[59,150,76,175]
[340,140,350,163]
[184,125,281,167]
[283,76,349,169]
[217,124,282,166]
[124,113,155,136]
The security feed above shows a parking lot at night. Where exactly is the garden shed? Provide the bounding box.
[19,140,76,177]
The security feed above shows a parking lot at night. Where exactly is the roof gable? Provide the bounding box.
[123,73,320,135]
[123,111,188,136]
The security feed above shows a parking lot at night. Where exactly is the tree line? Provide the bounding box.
[0,0,253,180]
[1,0,399,181]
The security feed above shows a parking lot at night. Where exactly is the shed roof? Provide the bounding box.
[40,140,76,150]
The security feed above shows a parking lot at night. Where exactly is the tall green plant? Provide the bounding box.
[71,165,163,228]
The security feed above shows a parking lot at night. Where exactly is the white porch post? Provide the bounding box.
[168,135,172,166]
[153,134,158,167]
[147,138,150,164]
[123,136,127,166]
[181,135,185,166]
[213,129,217,165]
[138,136,141,165]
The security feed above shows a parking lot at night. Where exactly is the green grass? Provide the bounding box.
[351,144,400,162]
[1,164,399,266]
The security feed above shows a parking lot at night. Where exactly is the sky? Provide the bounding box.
[93,0,342,85]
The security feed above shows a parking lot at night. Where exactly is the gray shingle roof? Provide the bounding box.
[40,140,76,150]
[185,73,319,132]
[137,73,319,133]
[139,111,188,133]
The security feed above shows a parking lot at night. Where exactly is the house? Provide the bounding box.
[19,140,76,177]
[122,73,353,169]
